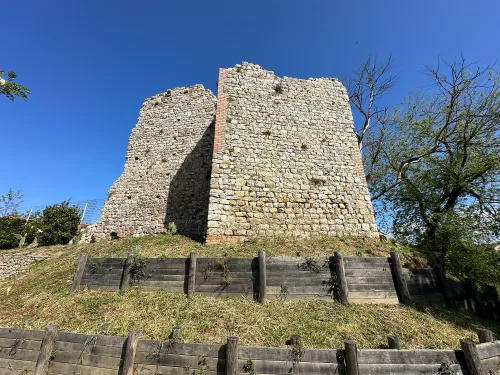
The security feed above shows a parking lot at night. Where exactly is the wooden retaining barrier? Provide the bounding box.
[0,326,497,374]
[72,251,499,317]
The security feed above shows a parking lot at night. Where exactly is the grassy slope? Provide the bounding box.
[0,234,498,350]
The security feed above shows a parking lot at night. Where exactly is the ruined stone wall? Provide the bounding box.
[206,63,378,241]
[0,254,46,281]
[82,85,216,242]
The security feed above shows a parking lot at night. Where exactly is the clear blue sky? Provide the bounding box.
[2,0,499,210]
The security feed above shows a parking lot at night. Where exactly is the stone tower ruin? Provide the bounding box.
[82,62,378,243]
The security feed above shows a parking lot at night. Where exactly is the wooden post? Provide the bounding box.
[258,250,266,303]
[120,254,134,292]
[387,335,400,349]
[465,278,486,317]
[334,252,348,305]
[390,252,411,305]
[70,253,88,293]
[170,326,181,340]
[344,340,359,375]
[122,330,141,375]
[225,336,238,375]
[460,339,485,375]
[34,325,59,375]
[433,264,455,307]
[476,328,494,343]
[188,252,196,298]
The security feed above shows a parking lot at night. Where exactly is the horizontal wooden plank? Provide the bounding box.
[477,341,500,360]
[137,342,224,359]
[130,286,186,293]
[51,350,121,369]
[237,358,343,374]
[345,276,393,285]
[0,348,39,362]
[347,284,395,292]
[343,257,391,264]
[0,338,41,352]
[348,291,398,299]
[358,363,465,375]
[358,349,464,364]
[135,352,225,371]
[239,346,341,363]
[0,329,44,341]
[0,368,33,375]
[56,332,126,347]
[87,258,125,266]
[266,277,332,287]
[0,357,37,371]
[53,340,123,358]
[82,284,120,291]
[267,286,331,294]
[134,363,224,375]
[344,262,392,270]
[197,277,255,286]
[344,269,393,277]
[47,361,118,375]
[196,284,254,293]
[480,355,500,372]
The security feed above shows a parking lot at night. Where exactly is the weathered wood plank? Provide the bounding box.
[56,332,126,347]
[238,346,341,363]
[0,348,39,362]
[344,269,393,277]
[480,356,500,373]
[52,341,123,358]
[71,253,88,293]
[476,341,500,360]
[187,252,196,298]
[358,349,464,364]
[348,291,398,299]
[349,298,399,304]
[237,358,343,374]
[135,352,224,371]
[133,364,223,375]
[0,338,41,352]
[358,363,466,374]
[226,337,238,375]
[345,276,393,284]
[137,342,224,359]
[347,284,395,292]
[47,361,118,375]
[0,329,44,341]
[0,357,37,370]
[51,351,121,369]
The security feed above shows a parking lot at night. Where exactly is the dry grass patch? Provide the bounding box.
[0,234,496,350]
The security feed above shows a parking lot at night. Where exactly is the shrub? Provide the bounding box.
[37,201,81,246]
[0,217,26,249]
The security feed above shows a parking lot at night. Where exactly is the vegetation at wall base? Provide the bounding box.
[0,234,498,349]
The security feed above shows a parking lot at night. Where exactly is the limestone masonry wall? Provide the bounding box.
[82,85,216,242]
[206,63,378,241]
[0,254,45,281]
[82,62,378,243]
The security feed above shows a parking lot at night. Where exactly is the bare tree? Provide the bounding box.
[347,54,397,151]
[0,188,24,217]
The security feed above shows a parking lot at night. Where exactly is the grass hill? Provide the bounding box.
[0,234,498,350]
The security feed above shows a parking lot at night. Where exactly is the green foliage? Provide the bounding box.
[129,256,148,283]
[0,217,35,250]
[0,188,24,217]
[37,201,81,246]
[356,57,500,277]
[243,359,256,375]
[167,222,177,235]
[438,361,457,375]
[0,70,30,101]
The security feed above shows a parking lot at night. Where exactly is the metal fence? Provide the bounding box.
[19,198,105,224]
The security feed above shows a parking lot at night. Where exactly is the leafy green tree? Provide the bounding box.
[349,56,500,282]
[37,201,81,246]
[0,70,30,101]
[0,188,24,217]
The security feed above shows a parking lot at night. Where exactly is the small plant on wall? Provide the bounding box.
[129,256,148,284]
